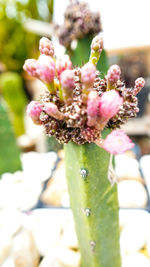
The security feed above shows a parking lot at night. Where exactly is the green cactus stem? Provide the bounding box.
[64,136,121,267]
[0,101,22,176]
[0,72,27,136]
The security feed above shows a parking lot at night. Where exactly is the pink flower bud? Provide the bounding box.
[27,101,43,124]
[103,130,134,155]
[23,59,38,77]
[43,102,64,120]
[99,90,123,120]
[91,35,104,53]
[60,69,75,90]
[56,55,72,79]
[81,62,96,86]
[90,35,104,66]
[60,70,75,104]
[87,91,99,126]
[107,65,121,85]
[133,77,145,95]
[39,37,54,57]
[36,54,55,83]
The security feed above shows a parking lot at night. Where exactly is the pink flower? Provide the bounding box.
[36,54,55,83]
[39,37,54,57]
[23,59,38,77]
[99,90,123,120]
[87,91,99,126]
[60,69,75,90]
[27,101,43,124]
[43,102,64,120]
[133,77,145,95]
[103,130,134,155]
[81,62,96,86]
[56,55,72,78]
[107,65,121,85]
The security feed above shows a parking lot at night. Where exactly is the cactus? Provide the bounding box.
[64,138,121,267]
[0,100,22,175]
[23,36,145,267]
[0,72,27,136]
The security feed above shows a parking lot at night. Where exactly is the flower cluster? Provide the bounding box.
[24,36,145,155]
[56,0,102,48]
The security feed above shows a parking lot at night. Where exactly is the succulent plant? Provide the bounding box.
[24,36,145,267]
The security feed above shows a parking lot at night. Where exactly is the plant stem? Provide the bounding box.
[47,80,56,94]
[64,140,121,267]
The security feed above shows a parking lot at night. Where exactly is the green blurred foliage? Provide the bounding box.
[0,0,53,72]
[0,100,22,175]
[0,72,27,136]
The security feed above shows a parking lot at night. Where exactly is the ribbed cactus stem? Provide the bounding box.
[64,139,121,267]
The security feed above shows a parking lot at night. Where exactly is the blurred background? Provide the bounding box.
[0,0,150,266]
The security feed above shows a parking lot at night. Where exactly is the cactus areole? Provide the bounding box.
[24,35,145,267]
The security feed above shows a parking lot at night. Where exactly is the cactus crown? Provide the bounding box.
[23,36,145,155]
